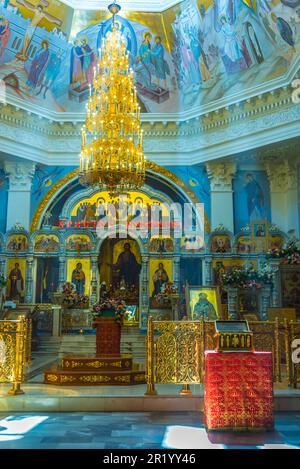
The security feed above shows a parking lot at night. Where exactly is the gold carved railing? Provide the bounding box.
[145,317,203,396]
[284,319,300,388]
[0,317,32,395]
[145,317,282,395]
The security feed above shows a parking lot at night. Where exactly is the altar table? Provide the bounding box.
[204,351,274,431]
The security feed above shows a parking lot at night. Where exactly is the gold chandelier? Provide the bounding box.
[79,2,146,193]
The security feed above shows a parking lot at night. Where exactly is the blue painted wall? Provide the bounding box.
[30,165,76,220]
[166,165,211,222]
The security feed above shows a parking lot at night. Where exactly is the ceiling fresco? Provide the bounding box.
[0,0,298,117]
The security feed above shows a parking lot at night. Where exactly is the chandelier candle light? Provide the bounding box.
[79,1,146,193]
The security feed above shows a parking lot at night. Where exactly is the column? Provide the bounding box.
[206,162,236,232]
[4,162,35,231]
[227,287,238,319]
[90,256,98,305]
[140,255,149,328]
[203,256,213,286]
[269,259,281,307]
[260,285,272,321]
[265,159,299,236]
[58,256,66,290]
[0,258,6,311]
[0,257,6,276]
[173,256,180,292]
[24,256,34,304]
[52,305,62,337]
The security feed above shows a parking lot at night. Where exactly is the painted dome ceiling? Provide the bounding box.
[0,0,299,120]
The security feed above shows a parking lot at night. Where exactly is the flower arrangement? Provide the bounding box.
[155,282,178,304]
[266,238,300,265]
[61,282,89,308]
[221,265,272,289]
[93,298,126,325]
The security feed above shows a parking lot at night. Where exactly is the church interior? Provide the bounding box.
[0,0,300,454]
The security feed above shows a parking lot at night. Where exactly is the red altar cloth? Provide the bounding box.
[204,351,274,431]
[94,317,121,356]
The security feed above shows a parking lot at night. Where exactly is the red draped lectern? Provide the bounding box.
[93,317,121,356]
[204,351,274,431]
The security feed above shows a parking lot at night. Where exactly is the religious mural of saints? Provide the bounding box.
[152,262,169,297]
[36,50,63,99]
[211,235,231,253]
[71,262,85,295]
[70,36,96,90]
[97,16,137,58]
[113,242,141,288]
[15,0,62,62]
[8,262,24,300]
[26,39,50,90]
[193,292,217,320]
[7,235,27,252]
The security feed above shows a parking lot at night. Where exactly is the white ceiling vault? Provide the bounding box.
[62,0,183,12]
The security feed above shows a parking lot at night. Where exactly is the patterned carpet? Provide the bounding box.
[0,412,299,449]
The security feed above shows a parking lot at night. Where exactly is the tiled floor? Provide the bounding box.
[0,412,299,449]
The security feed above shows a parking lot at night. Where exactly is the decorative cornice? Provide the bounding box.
[0,85,299,166]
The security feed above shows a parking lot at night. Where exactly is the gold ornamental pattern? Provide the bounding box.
[0,318,31,394]
[146,317,282,395]
[154,321,202,384]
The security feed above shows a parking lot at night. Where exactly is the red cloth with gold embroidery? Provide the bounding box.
[204,351,274,430]
[94,317,121,356]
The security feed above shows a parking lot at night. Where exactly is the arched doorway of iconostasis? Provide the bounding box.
[98,236,141,305]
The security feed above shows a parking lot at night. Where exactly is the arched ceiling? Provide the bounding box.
[0,0,299,121]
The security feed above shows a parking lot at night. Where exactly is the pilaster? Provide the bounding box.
[206,162,236,232]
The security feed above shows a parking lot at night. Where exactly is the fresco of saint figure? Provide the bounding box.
[36,51,63,99]
[219,15,247,73]
[70,37,95,89]
[151,36,170,90]
[26,40,50,89]
[244,173,265,221]
[0,15,10,58]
